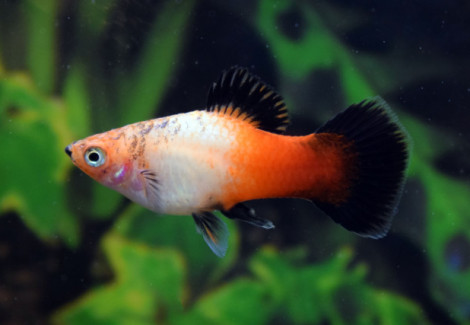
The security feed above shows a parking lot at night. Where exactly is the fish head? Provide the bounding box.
[65,130,135,189]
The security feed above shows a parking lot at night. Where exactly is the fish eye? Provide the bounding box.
[84,147,106,167]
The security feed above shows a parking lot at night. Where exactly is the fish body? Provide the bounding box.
[66,67,410,257]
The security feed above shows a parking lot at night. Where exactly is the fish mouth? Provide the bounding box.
[65,145,72,157]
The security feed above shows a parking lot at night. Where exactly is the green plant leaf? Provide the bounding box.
[114,205,239,288]
[257,0,374,103]
[250,247,365,324]
[174,279,271,325]
[24,0,58,94]
[118,0,195,124]
[0,73,78,245]
[173,247,429,325]
[63,64,91,139]
[372,291,431,325]
[249,247,429,325]
[52,233,186,325]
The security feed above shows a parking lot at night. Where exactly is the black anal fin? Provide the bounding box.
[221,203,275,230]
[206,67,289,134]
[192,212,229,258]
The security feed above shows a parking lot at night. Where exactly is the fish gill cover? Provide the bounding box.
[0,0,469,324]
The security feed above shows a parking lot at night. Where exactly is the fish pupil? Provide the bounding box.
[88,151,100,162]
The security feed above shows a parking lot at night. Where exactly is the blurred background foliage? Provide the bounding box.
[0,0,469,324]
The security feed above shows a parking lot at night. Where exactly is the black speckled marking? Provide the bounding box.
[139,121,154,135]
[135,136,146,160]
[112,132,124,141]
[128,134,138,155]
[155,119,169,129]
[172,123,182,136]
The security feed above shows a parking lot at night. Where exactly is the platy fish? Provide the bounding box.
[65,67,409,257]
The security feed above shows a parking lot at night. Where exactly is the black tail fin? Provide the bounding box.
[314,97,410,238]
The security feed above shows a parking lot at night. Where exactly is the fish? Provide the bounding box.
[65,67,410,257]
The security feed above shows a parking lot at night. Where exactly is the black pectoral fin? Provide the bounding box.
[221,203,275,230]
[192,212,229,258]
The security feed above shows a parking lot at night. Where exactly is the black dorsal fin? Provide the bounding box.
[206,67,289,133]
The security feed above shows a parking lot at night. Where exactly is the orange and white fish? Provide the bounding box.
[65,67,409,257]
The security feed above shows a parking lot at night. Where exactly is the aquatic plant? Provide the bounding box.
[0,0,468,324]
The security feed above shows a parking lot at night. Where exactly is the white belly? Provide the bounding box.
[140,111,236,215]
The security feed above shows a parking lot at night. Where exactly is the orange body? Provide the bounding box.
[221,120,352,210]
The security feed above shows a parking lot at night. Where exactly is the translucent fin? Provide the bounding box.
[221,203,275,229]
[192,212,229,258]
[140,169,160,202]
